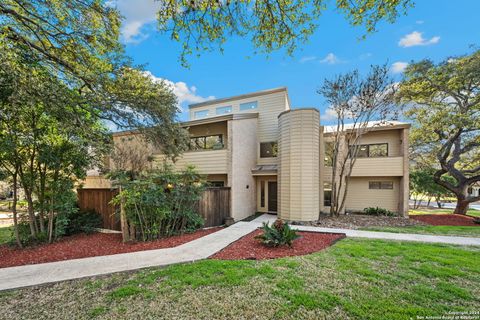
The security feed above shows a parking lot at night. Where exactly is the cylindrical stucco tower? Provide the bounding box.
[278,109,320,221]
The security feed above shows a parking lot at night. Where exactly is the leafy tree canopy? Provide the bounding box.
[157,0,413,66]
[0,1,189,157]
[398,49,480,214]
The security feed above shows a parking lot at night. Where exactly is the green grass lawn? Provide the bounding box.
[410,208,480,217]
[1,238,479,320]
[362,225,480,238]
[0,225,12,245]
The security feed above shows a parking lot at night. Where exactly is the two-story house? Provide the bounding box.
[84,87,410,221]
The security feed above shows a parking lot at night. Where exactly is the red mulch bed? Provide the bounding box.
[0,227,221,269]
[211,229,345,260]
[410,214,479,226]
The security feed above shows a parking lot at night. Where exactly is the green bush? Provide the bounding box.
[255,219,300,247]
[363,207,396,217]
[111,165,206,241]
[67,209,103,235]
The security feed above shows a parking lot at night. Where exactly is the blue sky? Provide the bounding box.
[114,0,480,122]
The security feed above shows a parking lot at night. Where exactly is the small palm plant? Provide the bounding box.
[255,219,300,247]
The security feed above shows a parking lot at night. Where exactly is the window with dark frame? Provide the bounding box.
[369,181,394,190]
[208,181,225,187]
[324,182,332,207]
[260,142,278,158]
[353,143,388,158]
[189,135,224,151]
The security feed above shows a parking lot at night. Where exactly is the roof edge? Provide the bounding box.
[189,87,288,109]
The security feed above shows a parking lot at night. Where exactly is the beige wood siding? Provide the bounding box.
[154,149,228,174]
[278,109,320,221]
[345,177,401,213]
[351,157,404,176]
[359,129,402,156]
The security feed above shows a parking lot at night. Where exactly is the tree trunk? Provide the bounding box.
[24,191,38,237]
[453,196,469,215]
[12,172,22,248]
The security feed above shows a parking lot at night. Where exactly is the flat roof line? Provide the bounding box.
[189,87,288,109]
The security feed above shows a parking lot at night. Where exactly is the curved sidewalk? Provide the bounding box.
[0,214,479,291]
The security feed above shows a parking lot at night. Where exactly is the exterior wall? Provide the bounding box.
[351,157,404,176]
[345,177,401,213]
[156,149,229,174]
[228,117,258,221]
[278,109,320,221]
[189,89,289,166]
[358,129,402,156]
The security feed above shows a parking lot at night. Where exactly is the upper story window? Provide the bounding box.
[260,142,278,158]
[194,110,209,119]
[369,181,394,190]
[354,143,388,158]
[216,106,232,115]
[189,135,224,151]
[239,101,258,111]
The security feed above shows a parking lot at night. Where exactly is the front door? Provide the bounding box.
[268,181,277,213]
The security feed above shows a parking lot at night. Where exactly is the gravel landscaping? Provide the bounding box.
[211,229,345,260]
[0,227,221,269]
[293,213,425,229]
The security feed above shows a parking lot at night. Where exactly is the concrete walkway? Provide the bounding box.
[0,214,479,291]
[0,221,258,291]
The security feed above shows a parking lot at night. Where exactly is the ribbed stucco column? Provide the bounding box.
[278,109,320,221]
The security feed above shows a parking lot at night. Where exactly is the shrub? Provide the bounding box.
[363,207,396,217]
[111,165,206,241]
[67,209,103,235]
[255,219,300,247]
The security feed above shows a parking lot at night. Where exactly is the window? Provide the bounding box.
[369,181,394,190]
[324,182,332,207]
[354,143,388,158]
[324,142,334,166]
[239,101,258,111]
[194,110,209,119]
[189,135,224,150]
[208,181,225,187]
[216,106,232,115]
[260,142,278,158]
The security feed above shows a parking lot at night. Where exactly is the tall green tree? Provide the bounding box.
[157,0,413,66]
[0,1,189,157]
[398,50,480,215]
[0,47,110,242]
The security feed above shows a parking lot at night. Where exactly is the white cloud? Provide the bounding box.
[319,53,341,64]
[416,20,424,25]
[108,0,161,44]
[391,61,408,74]
[321,108,338,121]
[299,56,317,63]
[144,71,215,109]
[398,31,440,47]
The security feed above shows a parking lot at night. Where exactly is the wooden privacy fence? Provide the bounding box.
[77,188,120,231]
[77,187,231,231]
[197,187,231,227]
